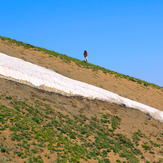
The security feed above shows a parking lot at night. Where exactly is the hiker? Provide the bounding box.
[84,50,88,63]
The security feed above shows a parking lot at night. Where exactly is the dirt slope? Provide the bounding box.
[0,39,163,111]
[0,39,163,162]
[0,78,163,162]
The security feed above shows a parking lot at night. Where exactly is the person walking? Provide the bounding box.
[84,50,88,63]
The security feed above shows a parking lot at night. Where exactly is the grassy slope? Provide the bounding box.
[0,36,162,90]
[0,80,162,163]
[0,36,163,163]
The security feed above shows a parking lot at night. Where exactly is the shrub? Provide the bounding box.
[1,147,6,153]
[142,143,150,150]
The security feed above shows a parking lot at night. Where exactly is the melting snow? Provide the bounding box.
[0,52,163,122]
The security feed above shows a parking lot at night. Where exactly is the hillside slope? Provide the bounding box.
[0,37,163,162]
[0,38,163,111]
[0,78,163,162]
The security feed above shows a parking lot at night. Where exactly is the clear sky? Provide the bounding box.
[0,0,163,86]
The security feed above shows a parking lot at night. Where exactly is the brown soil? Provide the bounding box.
[0,39,163,162]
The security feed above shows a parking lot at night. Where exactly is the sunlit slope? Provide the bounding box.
[0,52,163,123]
[0,78,162,163]
[0,36,163,162]
[0,36,163,112]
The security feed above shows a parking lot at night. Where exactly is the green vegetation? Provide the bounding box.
[0,35,162,89]
[0,94,162,162]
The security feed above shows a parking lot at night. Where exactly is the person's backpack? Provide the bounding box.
[84,50,88,57]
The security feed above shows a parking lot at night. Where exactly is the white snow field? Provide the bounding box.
[0,52,163,122]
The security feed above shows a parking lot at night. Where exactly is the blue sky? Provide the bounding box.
[0,0,163,86]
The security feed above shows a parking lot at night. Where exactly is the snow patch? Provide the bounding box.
[0,52,163,122]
